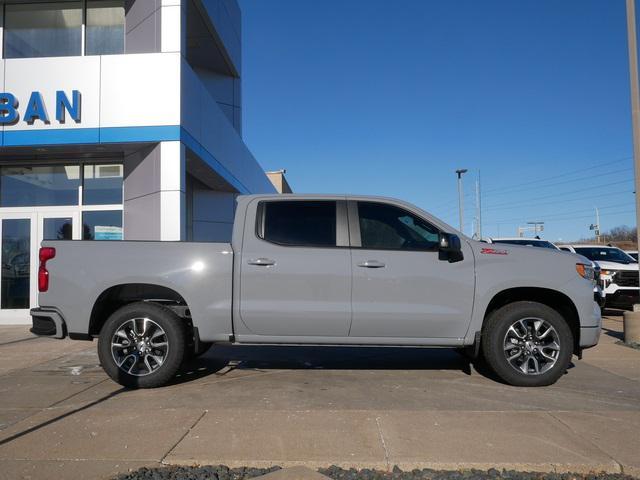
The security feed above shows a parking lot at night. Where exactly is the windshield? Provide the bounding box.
[573,247,636,264]
[492,239,558,249]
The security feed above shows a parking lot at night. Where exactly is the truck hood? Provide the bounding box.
[591,260,639,271]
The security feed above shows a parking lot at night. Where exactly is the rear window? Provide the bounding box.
[258,201,337,247]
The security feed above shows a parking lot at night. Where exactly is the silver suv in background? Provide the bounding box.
[558,245,639,310]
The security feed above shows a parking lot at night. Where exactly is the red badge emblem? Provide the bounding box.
[481,248,508,255]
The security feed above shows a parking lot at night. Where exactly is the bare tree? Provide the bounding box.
[608,225,637,242]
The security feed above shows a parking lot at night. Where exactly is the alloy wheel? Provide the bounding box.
[111,317,169,376]
[503,317,561,375]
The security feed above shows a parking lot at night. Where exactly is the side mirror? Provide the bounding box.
[439,233,461,252]
[439,233,463,263]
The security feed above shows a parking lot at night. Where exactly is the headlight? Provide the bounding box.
[576,263,595,282]
[600,269,617,278]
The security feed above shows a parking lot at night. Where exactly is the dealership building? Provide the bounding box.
[0,0,276,324]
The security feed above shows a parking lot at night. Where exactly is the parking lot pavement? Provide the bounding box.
[0,313,638,480]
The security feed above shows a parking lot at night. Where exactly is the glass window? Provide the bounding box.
[260,201,336,247]
[82,210,122,240]
[83,164,123,205]
[1,219,31,309]
[86,0,125,55]
[43,217,73,240]
[0,165,80,207]
[573,247,636,265]
[492,239,558,249]
[4,2,82,59]
[358,202,439,251]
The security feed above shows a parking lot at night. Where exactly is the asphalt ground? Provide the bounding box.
[0,312,638,480]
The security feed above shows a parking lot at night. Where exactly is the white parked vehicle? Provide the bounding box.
[558,245,639,310]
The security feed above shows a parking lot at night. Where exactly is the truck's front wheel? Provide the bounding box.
[482,301,573,387]
[97,302,186,388]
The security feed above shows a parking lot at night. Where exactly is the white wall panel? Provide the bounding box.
[3,56,101,131]
[161,5,182,52]
[160,190,185,240]
[160,141,185,192]
[100,53,181,128]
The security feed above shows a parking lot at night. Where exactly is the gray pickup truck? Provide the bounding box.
[30,194,601,388]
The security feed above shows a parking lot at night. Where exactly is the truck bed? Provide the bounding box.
[38,240,235,342]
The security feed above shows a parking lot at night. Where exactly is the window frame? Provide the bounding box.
[348,200,442,252]
[255,199,349,249]
[0,159,124,240]
[1,0,126,59]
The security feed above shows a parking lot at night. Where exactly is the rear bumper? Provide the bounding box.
[30,308,67,339]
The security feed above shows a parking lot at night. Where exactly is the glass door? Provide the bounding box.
[39,213,78,242]
[0,211,79,323]
[0,214,36,322]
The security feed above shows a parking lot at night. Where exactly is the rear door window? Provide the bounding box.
[258,201,337,247]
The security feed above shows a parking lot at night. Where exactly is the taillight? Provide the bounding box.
[38,247,56,292]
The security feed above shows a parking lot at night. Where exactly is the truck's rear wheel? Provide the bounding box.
[98,302,185,388]
[482,301,573,387]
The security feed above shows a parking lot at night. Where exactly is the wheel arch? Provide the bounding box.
[482,287,581,354]
[89,283,190,337]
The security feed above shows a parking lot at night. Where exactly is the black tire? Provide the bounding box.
[98,302,186,388]
[481,301,573,387]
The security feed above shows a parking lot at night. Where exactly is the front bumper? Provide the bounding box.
[30,308,67,339]
[604,289,640,309]
[579,301,602,348]
[594,285,605,307]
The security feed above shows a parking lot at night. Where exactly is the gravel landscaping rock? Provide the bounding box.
[113,465,281,480]
[113,465,638,480]
[319,466,638,480]
[616,340,640,350]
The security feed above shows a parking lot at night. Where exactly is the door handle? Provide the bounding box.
[357,260,386,268]
[247,258,276,266]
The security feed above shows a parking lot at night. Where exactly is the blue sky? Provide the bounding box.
[239,0,634,242]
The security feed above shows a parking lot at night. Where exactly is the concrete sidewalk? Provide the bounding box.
[0,314,638,480]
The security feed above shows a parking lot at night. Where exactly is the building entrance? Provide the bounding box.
[0,210,80,323]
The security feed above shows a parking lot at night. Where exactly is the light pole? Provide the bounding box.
[589,207,601,243]
[624,0,640,341]
[455,169,468,233]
